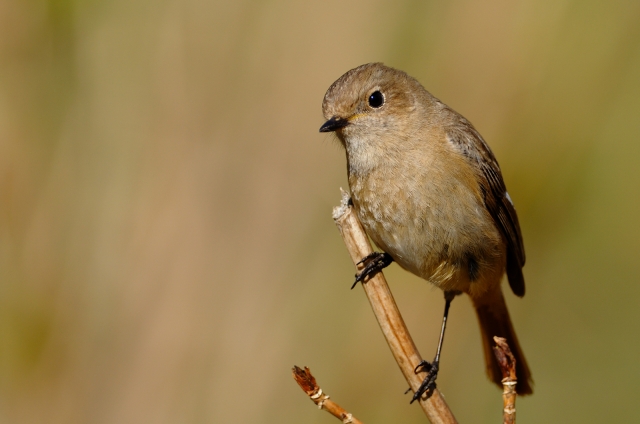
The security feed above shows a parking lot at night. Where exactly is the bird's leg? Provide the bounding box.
[410,290,458,403]
[352,252,394,289]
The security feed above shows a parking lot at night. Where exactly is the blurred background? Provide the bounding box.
[1,0,639,422]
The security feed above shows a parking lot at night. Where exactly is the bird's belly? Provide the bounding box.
[355,200,454,285]
[351,176,503,293]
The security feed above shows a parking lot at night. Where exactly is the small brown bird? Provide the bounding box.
[319,63,532,400]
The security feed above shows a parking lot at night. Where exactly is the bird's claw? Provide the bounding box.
[409,360,440,403]
[352,252,393,289]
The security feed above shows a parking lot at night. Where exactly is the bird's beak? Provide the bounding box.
[319,116,349,133]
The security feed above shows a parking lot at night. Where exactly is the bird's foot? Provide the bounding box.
[352,252,393,289]
[409,359,440,403]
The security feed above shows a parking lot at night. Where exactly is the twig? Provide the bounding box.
[292,366,364,424]
[333,190,458,424]
[493,336,517,424]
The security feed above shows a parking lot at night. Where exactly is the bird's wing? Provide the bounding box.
[446,119,526,296]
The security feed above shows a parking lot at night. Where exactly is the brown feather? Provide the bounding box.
[446,122,526,295]
[473,289,533,395]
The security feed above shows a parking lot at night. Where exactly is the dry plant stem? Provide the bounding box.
[292,366,364,424]
[333,192,458,424]
[493,336,517,424]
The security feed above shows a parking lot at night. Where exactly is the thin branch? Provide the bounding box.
[333,190,458,424]
[493,336,517,424]
[292,366,364,424]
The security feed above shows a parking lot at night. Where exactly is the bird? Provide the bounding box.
[319,63,532,401]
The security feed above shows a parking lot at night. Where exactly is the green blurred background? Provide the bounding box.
[1,0,639,422]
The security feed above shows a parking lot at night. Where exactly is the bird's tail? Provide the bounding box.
[472,288,533,395]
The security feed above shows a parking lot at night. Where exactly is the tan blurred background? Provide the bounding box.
[1,0,639,423]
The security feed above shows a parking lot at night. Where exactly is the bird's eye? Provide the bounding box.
[368,91,384,108]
